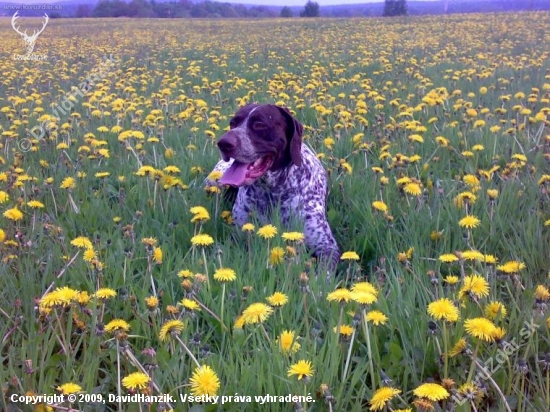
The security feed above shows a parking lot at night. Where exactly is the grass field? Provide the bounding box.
[1,11,550,412]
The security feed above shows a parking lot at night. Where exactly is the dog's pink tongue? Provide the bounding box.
[219,161,250,186]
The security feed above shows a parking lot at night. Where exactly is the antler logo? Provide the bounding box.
[11,11,49,55]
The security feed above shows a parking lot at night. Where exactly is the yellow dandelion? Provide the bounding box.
[287,360,315,381]
[178,269,193,278]
[464,317,497,342]
[403,182,422,196]
[351,282,379,296]
[83,248,96,262]
[213,267,237,282]
[257,224,278,239]
[71,236,93,249]
[409,134,424,143]
[0,191,9,203]
[191,234,214,247]
[484,301,507,320]
[179,298,201,311]
[372,200,388,212]
[57,383,82,395]
[413,383,450,401]
[483,254,498,264]
[141,237,157,246]
[234,315,245,329]
[153,246,162,264]
[534,285,550,301]
[104,319,130,333]
[190,365,220,397]
[351,290,377,305]
[366,310,388,325]
[333,324,355,336]
[27,200,45,209]
[39,287,79,309]
[459,215,481,229]
[3,207,23,221]
[439,253,459,263]
[427,298,460,322]
[281,231,304,242]
[266,292,289,307]
[93,288,117,300]
[487,189,499,199]
[492,327,506,341]
[241,302,274,325]
[159,319,185,341]
[145,296,159,310]
[269,246,286,265]
[461,250,484,261]
[459,274,490,300]
[449,338,469,357]
[276,330,301,354]
[76,291,90,306]
[370,387,401,411]
[60,177,76,190]
[341,251,360,260]
[122,372,150,391]
[327,288,352,303]
[458,382,484,402]
[497,260,526,274]
[242,223,255,232]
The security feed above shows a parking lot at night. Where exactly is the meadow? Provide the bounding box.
[1,11,550,412]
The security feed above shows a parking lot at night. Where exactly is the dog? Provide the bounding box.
[207,104,341,274]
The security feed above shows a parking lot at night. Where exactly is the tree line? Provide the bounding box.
[75,0,409,19]
[77,0,324,18]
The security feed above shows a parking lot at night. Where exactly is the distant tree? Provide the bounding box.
[190,4,208,17]
[396,0,407,15]
[75,4,91,18]
[383,0,407,16]
[300,1,319,17]
[280,6,293,17]
[127,0,154,17]
[93,0,130,17]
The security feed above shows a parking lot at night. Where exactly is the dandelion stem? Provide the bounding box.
[174,334,201,368]
[116,340,122,412]
[442,322,449,379]
[259,323,270,341]
[336,303,344,337]
[42,252,80,297]
[361,308,376,389]
[220,283,226,327]
[54,311,70,355]
[473,358,512,412]
[546,370,549,411]
[201,248,210,290]
[467,341,480,383]
[342,328,356,382]
[247,234,252,269]
[518,374,525,412]
[192,297,228,332]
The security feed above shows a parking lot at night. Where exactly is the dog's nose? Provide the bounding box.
[217,135,236,153]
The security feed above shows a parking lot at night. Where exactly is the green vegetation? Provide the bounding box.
[1,12,550,412]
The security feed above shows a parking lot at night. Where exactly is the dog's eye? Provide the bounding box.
[229,120,237,129]
[252,121,267,130]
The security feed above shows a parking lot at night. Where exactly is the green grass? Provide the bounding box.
[1,11,550,412]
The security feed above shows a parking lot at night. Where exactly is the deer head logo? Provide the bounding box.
[11,11,49,55]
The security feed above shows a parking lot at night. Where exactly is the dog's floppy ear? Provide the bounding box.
[275,106,303,167]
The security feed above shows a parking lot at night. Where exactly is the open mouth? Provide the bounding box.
[219,155,274,187]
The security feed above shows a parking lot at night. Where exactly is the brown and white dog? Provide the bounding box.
[208,104,340,274]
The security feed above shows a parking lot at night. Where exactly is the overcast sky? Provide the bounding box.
[20,0,439,5]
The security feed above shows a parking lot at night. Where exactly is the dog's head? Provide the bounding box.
[216,104,303,187]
